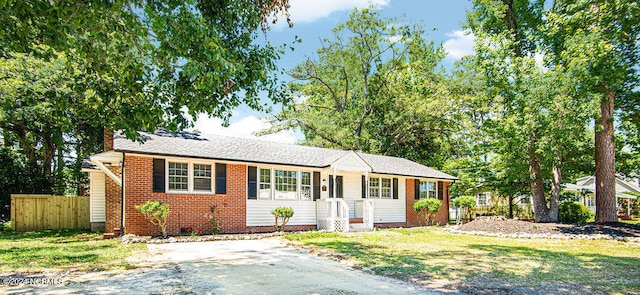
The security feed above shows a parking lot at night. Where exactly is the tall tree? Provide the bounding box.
[271,7,454,166]
[1,0,292,137]
[545,0,640,222]
[466,0,592,222]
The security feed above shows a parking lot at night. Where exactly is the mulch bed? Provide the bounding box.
[456,216,640,238]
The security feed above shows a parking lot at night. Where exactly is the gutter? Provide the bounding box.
[120,153,126,234]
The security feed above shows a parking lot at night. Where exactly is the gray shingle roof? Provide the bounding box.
[114,130,458,180]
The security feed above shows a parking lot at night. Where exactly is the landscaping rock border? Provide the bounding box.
[120,232,285,244]
[445,225,640,242]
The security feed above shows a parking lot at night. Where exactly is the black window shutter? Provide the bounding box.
[337,176,343,198]
[393,178,399,199]
[313,172,321,201]
[414,179,420,200]
[247,166,257,199]
[215,163,226,194]
[437,181,444,200]
[361,175,366,198]
[152,159,165,192]
[329,175,334,198]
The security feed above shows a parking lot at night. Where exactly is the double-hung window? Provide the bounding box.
[477,193,488,206]
[300,172,312,201]
[369,178,380,198]
[418,181,437,199]
[259,168,271,200]
[275,170,297,200]
[193,164,212,192]
[168,162,188,191]
[163,161,220,193]
[427,181,436,199]
[381,178,392,199]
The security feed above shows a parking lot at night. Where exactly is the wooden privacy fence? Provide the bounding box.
[10,194,90,232]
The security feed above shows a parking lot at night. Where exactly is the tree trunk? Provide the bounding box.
[595,91,617,223]
[508,194,514,219]
[550,156,562,222]
[530,152,551,222]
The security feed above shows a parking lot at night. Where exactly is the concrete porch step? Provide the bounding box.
[349,222,371,232]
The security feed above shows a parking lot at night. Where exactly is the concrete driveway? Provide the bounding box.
[3,238,448,294]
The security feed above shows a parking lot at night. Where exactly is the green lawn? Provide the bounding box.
[0,229,146,273]
[286,227,640,294]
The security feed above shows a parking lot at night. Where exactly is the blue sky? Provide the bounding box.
[190,0,474,143]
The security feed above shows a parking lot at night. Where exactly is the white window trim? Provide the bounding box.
[166,159,216,194]
[367,175,397,200]
[251,166,315,201]
[418,179,438,200]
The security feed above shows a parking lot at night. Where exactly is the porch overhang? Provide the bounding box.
[90,151,124,186]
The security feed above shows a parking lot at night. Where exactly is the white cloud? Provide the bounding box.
[273,0,389,28]
[443,30,475,60]
[191,114,298,144]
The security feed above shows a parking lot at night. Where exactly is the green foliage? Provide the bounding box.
[135,201,170,238]
[271,6,453,167]
[207,205,222,234]
[0,1,292,209]
[558,202,593,223]
[413,199,441,225]
[271,206,294,231]
[453,196,476,209]
[453,195,477,224]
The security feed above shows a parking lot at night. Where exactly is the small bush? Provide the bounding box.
[135,201,170,238]
[452,195,476,224]
[271,206,294,231]
[413,198,441,225]
[558,202,592,223]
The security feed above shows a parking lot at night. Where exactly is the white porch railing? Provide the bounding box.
[316,199,350,232]
[362,199,374,230]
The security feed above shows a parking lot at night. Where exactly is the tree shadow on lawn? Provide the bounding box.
[306,240,640,294]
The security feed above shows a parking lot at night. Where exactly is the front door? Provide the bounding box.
[329,175,343,198]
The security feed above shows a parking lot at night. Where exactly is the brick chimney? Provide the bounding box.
[104,128,114,151]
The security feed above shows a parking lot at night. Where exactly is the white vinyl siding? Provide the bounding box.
[372,177,406,223]
[246,200,316,226]
[89,172,106,223]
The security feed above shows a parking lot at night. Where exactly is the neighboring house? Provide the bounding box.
[450,190,533,220]
[565,175,640,216]
[83,129,458,236]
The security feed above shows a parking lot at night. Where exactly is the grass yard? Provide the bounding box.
[286,227,640,294]
[0,229,146,273]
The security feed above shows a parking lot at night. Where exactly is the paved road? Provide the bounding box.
[2,239,448,294]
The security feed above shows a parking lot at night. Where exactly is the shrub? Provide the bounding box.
[558,202,592,223]
[207,205,222,234]
[413,198,441,225]
[452,195,476,224]
[271,206,294,231]
[135,201,170,238]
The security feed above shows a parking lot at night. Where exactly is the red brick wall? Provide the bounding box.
[105,166,122,233]
[104,129,114,151]
[433,182,450,225]
[123,155,247,236]
[406,179,420,227]
[405,178,450,227]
